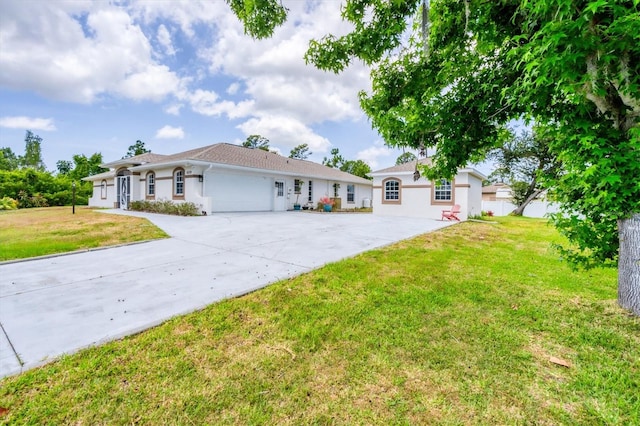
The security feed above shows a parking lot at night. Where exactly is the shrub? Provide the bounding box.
[129,199,200,216]
[0,197,18,210]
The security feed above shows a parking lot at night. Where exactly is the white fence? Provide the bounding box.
[482,200,560,218]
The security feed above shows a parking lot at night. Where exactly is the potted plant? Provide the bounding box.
[319,195,335,212]
[293,180,304,210]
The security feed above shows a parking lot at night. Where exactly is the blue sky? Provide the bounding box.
[0,0,490,174]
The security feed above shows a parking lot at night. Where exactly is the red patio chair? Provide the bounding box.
[441,204,461,221]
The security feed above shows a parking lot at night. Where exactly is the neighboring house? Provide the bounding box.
[369,159,486,221]
[83,143,373,214]
[481,183,559,217]
[481,183,513,201]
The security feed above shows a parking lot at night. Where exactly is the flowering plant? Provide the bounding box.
[319,196,334,206]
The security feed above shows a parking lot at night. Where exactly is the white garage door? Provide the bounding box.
[206,172,273,212]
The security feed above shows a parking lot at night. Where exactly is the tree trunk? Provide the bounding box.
[511,189,543,216]
[618,213,640,316]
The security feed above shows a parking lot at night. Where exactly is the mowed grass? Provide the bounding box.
[0,206,168,261]
[1,218,638,424]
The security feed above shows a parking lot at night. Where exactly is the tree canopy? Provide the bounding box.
[396,152,417,165]
[123,140,150,158]
[289,143,312,160]
[242,134,270,151]
[488,127,560,215]
[230,0,640,315]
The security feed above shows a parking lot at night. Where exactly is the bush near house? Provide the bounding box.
[129,199,201,216]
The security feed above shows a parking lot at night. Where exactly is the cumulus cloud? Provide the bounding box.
[0,116,56,131]
[357,144,395,170]
[155,125,185,139]
[237,115,331,153]
[164,103,183,115]
[156,24,175,56]
[0,2,185,103]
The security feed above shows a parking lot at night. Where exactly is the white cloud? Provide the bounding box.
[0,2,186,103]
[226,82,240,95]
[0,116,56,131]
[356,145,395,170]
[156,24,175,56]
[237,115,331,153]
[164,103,183,115]
[155,125,185,139]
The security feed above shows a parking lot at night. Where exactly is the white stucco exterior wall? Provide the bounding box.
[371,169,484,221]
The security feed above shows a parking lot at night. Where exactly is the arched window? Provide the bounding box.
[146,172,155,197]
[173,168,184,198]
[100,180,107,199]
[382,178,401,204]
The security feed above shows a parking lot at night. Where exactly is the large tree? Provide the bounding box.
[123,140,150,158]
[230,0,640,315]
[21,130,46,170]
[488,127,561,216]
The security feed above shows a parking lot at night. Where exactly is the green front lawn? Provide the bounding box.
[1,217,637,424]
[0,207,168,261]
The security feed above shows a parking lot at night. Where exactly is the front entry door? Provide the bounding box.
[117,176,130,209]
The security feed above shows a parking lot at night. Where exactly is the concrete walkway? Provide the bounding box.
[0,211,454,378]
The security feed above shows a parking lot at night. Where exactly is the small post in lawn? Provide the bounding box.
[72,181,76,214]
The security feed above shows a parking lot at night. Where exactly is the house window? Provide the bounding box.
[146,172,155,197]
[347,184,355,203]
[173,168,184,197]
[100,180,107,199]
[294,179,302,194]
[434,179,452,201]
[307,180,313,203]
[333,183,340,197]
[276,181,284,197]
[383,178,401,203]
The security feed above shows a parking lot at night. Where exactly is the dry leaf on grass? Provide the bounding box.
[549,356,571,368]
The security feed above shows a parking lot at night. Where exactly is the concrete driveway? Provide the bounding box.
[0,210,455,378]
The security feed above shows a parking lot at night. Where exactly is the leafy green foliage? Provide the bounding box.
[129,199,201,216]
[0,147,19,171]
[340,159,372,179]
[288,143,311,159]
[0,169,90,207]
[0,196,18,210]
[21,130,46,170]
[321,147,345,168]
[123,140,150,159]
[396,151,417,165]
[226,0,288,39]
[488,127,561,213]
[242,134,270,151]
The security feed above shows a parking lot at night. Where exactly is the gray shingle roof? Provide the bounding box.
[131,143,372,185]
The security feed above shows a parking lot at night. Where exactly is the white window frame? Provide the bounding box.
[347,184,355,203]
[434,178,452,202]
[174,168,184,197]
[147,172,155,197]
[383,179,400,203]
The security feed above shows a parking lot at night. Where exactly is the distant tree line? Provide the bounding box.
[0,130,110,208]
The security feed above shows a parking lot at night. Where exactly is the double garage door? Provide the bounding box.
[205,172,274,212]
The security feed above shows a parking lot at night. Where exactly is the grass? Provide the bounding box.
[1,217,638,424]
[0,206,168,261]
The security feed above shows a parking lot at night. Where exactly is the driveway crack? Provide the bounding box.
[0,321,24,367]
